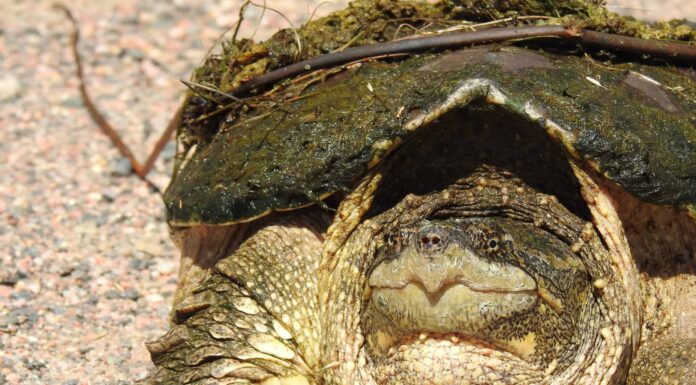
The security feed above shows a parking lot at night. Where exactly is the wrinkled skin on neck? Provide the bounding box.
[320,168,632,385]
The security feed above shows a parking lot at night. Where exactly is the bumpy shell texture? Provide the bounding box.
[164,1,695,226]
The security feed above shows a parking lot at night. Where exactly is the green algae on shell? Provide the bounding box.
[164,45,696,226]
[177,0,695,155]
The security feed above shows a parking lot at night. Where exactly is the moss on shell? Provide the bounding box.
[177,0,693,152]
[166,0,696,225]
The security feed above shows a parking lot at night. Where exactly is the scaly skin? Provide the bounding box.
[628,338,696,385]
[591,177,696,385]
[147,215,327,384]
[147,166,696,384]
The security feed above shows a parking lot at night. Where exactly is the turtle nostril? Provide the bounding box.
[417,225,449,252]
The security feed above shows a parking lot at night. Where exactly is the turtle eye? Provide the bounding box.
[385,232,402,252]
[483,237,500,253]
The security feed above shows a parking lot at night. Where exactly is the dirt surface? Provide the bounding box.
[0,1,691,384]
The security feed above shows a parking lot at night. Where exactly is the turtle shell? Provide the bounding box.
[164,45,696,226]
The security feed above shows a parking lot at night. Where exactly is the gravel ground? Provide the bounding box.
[0,1,691,384]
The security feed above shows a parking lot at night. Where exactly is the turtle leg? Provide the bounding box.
[146,212,328,384]
[627,337,696,385]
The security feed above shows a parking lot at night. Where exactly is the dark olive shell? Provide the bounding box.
[164,45,695,226]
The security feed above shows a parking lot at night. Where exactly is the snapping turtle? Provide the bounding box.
[145,1,696,384]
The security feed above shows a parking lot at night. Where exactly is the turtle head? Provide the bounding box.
[361,203,594,384]
[370,219,536,298]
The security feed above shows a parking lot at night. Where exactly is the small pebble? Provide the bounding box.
[0,74,21,101]
[105,289,121,300]
[109,157,134,177]
[122,288,141,301]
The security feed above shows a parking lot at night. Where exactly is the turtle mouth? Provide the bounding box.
[369,282,539,329]
[367,283,540,359]
[382,280,538,307]
[371,277,538,305]
[363,268,555,385]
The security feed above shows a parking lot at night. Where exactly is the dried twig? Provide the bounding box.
[56,4,181,191]
[580,29,696,60]
[307,1,332,25]
[415,15,552,36]
[180,79,247,105]
[231,25,696,97]
[393,23,429,40]
[249,1,303,61]
[232,0,252,43]
[232,25,576,95]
